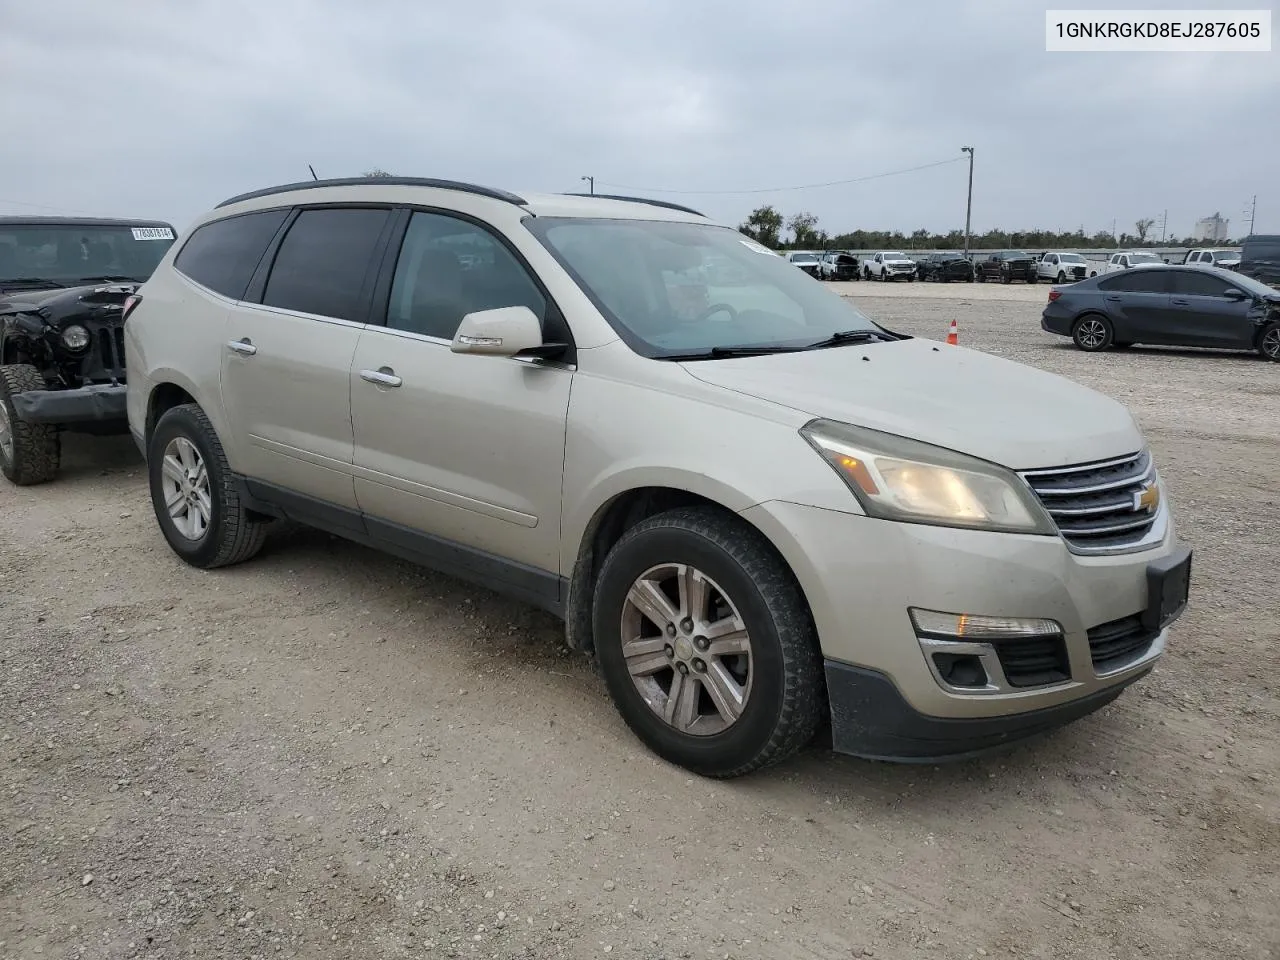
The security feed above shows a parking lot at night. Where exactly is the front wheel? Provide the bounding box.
[1072,315,1114,352]
[592,507,823,779]
[1259,321,1280,361]
[0,363,60,485]
[148,403,270,568]
[976,272,985,283]
[1026,275,1037,284]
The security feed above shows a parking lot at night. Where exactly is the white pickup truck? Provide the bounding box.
[1102,251,1164,273]
[1182,248,1241,269]
[862,251,917,281]
[1035,252,1093,282]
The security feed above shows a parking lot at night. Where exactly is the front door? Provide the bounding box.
[221,206,392,511]
[350,210,573,595]
[1098,269,1173,343]
[1167,270,1256,348]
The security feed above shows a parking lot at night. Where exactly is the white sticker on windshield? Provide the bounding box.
[739,238,775,255]
[131,227,174,241]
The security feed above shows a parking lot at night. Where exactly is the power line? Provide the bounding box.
[596,156,966,196]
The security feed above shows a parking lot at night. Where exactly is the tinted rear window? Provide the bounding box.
[1099,270,1170,293]
[262,208,391,322]
[174,210,289,299]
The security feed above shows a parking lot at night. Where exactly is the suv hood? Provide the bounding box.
[680,338,1143,470]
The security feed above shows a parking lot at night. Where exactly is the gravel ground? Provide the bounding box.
[2,288,1277,960]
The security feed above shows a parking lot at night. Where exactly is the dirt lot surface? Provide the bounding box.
[3,291,1277,960]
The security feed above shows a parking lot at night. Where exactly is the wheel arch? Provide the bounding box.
[563,480,815,655]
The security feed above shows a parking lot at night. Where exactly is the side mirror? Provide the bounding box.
[451,306,546,357]
[1222,287,1247,300]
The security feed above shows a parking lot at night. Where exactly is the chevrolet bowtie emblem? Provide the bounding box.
[1133,483,1161,512]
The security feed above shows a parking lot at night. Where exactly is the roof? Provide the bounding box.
[0,216,175,228]
[212,177,711,224]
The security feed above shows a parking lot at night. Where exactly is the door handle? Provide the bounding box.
[227,338,257,356]
[360,367,402,388]
[1104,295,1122,301]
[1171,298,1189,305]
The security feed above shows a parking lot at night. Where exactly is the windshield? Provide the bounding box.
[1129,253,1161,264]
[1060,254,1085,263]
[1003,251,1029,259]
[528,218,883,358]
[0,223,175,285]
[1210,250,1238,260]
[1216,270,1278,298]
[789,254,819,263]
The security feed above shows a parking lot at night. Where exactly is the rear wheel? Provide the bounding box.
[0,363,60,485]
[592,506,823,778]
[1072,315,1114,352]
[1259,322,1280,361]
[148,403,270,568]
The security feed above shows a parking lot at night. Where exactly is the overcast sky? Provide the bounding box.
[1,0,1275,238]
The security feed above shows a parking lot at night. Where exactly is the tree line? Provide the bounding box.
[737,205,1217,251]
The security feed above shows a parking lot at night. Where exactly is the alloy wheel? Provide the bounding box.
[1263,327,1280,360]
[160,436,212,540]
[1076,319,1107,349]
[619,562,753,736]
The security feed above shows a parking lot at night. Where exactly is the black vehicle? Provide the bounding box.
[916,252,974,282]
[976,250,1037,284]
[818,251,859,281]
[0,217,177,484]
[1237,234,1280,289]
[1040,264,1280,360]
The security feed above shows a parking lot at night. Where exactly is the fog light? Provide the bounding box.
[61,324,90,351]
[910,608,1061,640]
[932,653,988,688]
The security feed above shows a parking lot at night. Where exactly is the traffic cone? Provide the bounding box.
[945,319,958,345]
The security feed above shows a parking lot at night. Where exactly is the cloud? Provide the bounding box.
[0,0,1274,237]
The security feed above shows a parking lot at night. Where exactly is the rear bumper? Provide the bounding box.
[1040,310,1074,336]
[12,384,128,425]
[825,659,1148,761]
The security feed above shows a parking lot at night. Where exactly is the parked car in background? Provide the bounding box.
[862,251,916,281]
[916,252,974,282]
[975,250,1037,283]
[1041,264,1280,359]
[124,176,1190,777]
[817,251,859,281]
[1182,249,1241,269]
[1237,234,1280,289]
[1036,252,1090,283]
[0,216,177,484]
[786,251,821,277]
[1103,251,1163,273]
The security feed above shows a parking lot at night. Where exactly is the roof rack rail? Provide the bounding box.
[561,193,706,218]
[216,177,527,209]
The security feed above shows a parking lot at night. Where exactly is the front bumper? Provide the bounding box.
[739,500,1185,740]
[12,383,128,425]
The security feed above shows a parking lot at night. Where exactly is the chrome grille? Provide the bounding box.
[1020,450,1160,553]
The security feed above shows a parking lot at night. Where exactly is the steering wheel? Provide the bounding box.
[695,302,739,323]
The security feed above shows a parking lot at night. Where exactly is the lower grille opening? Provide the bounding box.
[932,653,988,689]
[1088,615,1158,673]
[993,636,1070,688]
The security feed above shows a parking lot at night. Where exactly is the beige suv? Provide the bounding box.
[124,178,1191,777]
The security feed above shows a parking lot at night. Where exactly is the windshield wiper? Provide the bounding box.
[661,343,816,360]
[0,277,64,289]
[77,275,139,284]
[805,329,895,348]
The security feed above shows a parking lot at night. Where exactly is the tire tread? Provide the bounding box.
[0,364,60,485]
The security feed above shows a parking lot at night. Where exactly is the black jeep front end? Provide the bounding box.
[0,281,138,483]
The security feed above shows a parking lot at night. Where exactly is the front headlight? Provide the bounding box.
[61,324,90,351]
[800,419,1055,535]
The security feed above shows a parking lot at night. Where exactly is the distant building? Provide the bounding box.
[1194,213,1230,243]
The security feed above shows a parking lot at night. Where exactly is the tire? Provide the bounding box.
[1001,271,1011,284]
[1026,275,1037,284]
[592,506,823,779]
[0,363,60,485]
[862,268,870,280]
[1259,321,1280,362]
[1072,314,1114,352]
[976,271,985,283]
[1057,271,1067,283]
[148,403,269,568]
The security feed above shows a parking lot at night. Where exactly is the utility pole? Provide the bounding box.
[961,146,974,257]
[1160,209,1168,243]
[1246,195,1257,236]
[581,175,594,195]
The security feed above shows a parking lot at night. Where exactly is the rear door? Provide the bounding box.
[1168,270,1256,347]
[221,206,394,515]
[349,208,573,601]
[1098,270,1173,343]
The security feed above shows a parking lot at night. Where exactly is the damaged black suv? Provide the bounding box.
[0,216,176,484]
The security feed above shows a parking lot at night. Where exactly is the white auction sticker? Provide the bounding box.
[131,226,175,241]
[1046,9,1271,51]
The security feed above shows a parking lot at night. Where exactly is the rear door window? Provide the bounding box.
[173,209,289,299]
[262,208,391,322]
[1172,271,1232,297]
